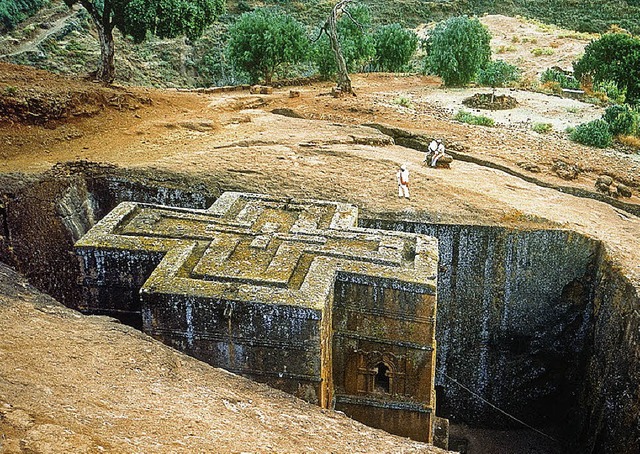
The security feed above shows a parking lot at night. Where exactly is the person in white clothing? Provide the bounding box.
[424,139,439,164]
[431,139,446,167]
[397,164,410,199]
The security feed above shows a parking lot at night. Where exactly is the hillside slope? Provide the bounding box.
[1,0,638,88]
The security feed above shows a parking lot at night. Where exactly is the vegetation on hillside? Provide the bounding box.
[61,0,225,82]
[0,0,49,33]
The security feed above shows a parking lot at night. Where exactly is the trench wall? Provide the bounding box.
[1,165,639,452]
[573,255,640,453]
[362,220,600,433]
[0,163,219,308]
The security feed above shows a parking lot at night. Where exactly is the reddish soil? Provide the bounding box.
[0,47,639,453]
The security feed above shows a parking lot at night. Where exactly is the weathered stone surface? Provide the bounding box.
[363,219,601,433]
[75,192,440,442]
[250,85,273,94]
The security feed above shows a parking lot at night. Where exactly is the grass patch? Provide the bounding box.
[617,135,640,151]
[531,47,554,56]
[532,122,553,134]
[394,96,412,108]
[496,45,517,53]
[454,110,495,127]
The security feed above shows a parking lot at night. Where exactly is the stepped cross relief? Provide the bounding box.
[76,192,440,442]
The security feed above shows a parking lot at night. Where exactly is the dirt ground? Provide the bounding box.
[1,14,639,454]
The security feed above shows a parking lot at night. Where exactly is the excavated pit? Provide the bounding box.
[0,163,638,453]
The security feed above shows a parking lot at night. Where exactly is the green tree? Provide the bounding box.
[573,33,640,104]
[373,24,418,72]
[227,8,309,84]
[476,60,520,100]
[426,16,491,87]
[313,4,374,79]
[63,0,224,83]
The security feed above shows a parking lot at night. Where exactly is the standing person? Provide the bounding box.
[431,139,446,167]
[397,164,410,199]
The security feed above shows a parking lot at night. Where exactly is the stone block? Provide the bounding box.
[75,192,440,442]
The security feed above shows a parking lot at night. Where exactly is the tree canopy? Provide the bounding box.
[313,4,374,78]
[425,16,491,87]
[476,60,520,91]
[63,0,224,83]
[227,8,309,84]
[573,32,640,104]
[373,24,418,72]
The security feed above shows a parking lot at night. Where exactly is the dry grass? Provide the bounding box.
[617,135,640,151]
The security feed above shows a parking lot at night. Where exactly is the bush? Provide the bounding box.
[312,4,375,77]
[425,16,491,87]
[532,122,553,134]
[476,60,520,90]
[602,104,638,136]
[594,80,627,104]
[570,120,613,148]
[540,68,580,89]
[454,110,495,126]
[227,8,310,84]
[373,24,418,72]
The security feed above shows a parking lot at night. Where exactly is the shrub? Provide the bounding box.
[602,104,638,136]
[425,16,491,87]
[532,122,553,134]
[227,8,310,84]
[540,68,580,89]
[454,110,495,126]
[594,80,627,104]
[570,119,613,148]
[395,96,412,108]
[477,60,520,91]
[373,24,418,72]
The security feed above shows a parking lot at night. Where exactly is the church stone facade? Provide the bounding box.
[75,192,439,442]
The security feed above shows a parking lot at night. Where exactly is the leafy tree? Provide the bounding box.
[573,33,640,104]
[426,16,491,87]
[373,24,418,72]
[227,8,309,85]
[313,3,375,80]
[476,60,520,98]
[63,0,224,83]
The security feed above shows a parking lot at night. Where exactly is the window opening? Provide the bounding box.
[374,362,390,393]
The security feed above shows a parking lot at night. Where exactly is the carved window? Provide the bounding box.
[374,362,391,393]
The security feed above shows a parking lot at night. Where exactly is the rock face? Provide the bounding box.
[75,192,441,443]
[595,175,633,198]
